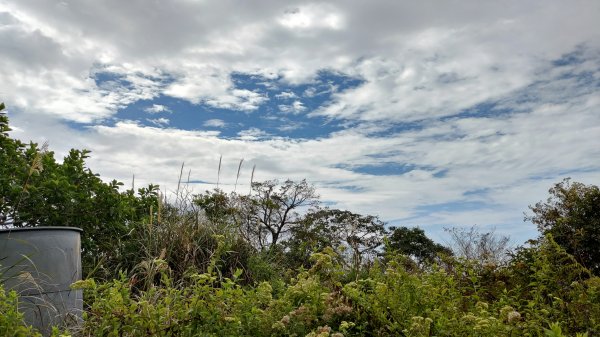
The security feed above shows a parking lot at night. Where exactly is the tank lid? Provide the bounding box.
[0,226,83,233]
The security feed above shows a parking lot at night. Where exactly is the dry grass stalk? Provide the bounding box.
[217,155,222,189]
[12,141,49,220]
[234,158,244,192]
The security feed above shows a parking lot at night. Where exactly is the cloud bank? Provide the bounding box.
[1,0,599,243]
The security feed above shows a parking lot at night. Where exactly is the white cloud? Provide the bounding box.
[275,91,298,99]
[163,67,269,111]
[146,117,170,127]
[11,79,597,244]
[303,87,317,97]
[4,0,597,121]
[145,104,171,114]
[203,119,227,128]
[278,4,346,31]
[278,100,307,114]
[206,89,267,111]
[237,127,270,140]
[278,121,305,132]
[2,0,600,244]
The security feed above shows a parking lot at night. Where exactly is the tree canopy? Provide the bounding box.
[0,107,158,277]
[386,226,452,265]
[296,208,386,273]
[235,179,319,250]
[527,178,600,274]
[444,226,511,264]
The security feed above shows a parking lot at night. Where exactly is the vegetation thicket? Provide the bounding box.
[527,179,600,275]
[1,102,599,336]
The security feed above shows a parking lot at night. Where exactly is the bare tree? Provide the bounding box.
[444,226,511,264]
[236,179,319,250]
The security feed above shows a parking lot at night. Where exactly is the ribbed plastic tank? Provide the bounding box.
[0,226,83,336]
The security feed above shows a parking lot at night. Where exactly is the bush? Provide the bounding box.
[0,285,41,337]
[68,242,600,336]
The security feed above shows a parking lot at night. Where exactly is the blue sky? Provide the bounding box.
[1,0,599,244]
[95,70,364,139]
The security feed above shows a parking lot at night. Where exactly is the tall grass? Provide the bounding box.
[9,141,48,226]
[124,160,265,289]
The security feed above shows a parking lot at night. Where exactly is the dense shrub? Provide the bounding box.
[0,285,41,337]
[4,230,600,337]
[527,179,600,275]
[65,239,599,337]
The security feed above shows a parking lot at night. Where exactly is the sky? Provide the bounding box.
[1,0,599,245]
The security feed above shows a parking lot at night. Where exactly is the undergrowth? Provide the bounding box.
[3,236,597,337]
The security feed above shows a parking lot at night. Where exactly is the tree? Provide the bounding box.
[386,226,452,265]
[285,208,347,270]
[292,208,386,273]
[236,179,319,250]
[444,226,510,264]
[0,105,158,277]
[193,188,237,228]
[526,178,600,274]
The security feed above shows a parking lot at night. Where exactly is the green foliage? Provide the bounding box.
[0,102,7,136]
[0,284,42,337]
[193,188,237,228]
[124,188,277,288]
[74,254,346,337]
[386,226,452,265]
[527,178,600,275]
[68,240,600,336]
[506,235,598,335]
[0,108,158,278]
[34,236,591,336]
[291,208,386,275]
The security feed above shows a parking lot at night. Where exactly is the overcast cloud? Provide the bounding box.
[1,0,599,243]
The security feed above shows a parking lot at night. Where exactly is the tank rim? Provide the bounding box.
[0,226,83,233]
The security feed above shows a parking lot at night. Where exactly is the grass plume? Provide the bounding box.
[234,158,244,192]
